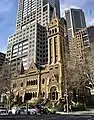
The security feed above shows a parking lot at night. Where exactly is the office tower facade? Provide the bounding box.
[0,52,6,69]
[87,26,94,46]
[70,26,94,63]
[6,0,60,71]
[16,0,60,31]
[60,17,69,56]
[65,8,86,43]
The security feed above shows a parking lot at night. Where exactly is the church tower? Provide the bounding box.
[47,14,67,65]
[47,12,68,99]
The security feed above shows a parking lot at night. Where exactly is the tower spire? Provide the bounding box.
[18,59,24,74]
[52,7,57,19]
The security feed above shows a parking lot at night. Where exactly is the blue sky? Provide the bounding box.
[0,0,94,53]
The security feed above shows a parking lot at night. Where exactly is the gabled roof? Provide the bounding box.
[26,61,38,74]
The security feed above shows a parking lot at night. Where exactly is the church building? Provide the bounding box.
[11,16,68,104]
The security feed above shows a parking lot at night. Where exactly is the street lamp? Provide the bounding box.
[6,91,11,110]
[63,62,69,113]
[64,89,69,113]
[76,94,78,103]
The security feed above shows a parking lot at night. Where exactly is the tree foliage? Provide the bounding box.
[0,61,12,94]
[64,48,94,103]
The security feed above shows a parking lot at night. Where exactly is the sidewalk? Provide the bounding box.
[56,109,94,115]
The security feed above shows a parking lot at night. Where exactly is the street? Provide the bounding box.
[0,115,94,120]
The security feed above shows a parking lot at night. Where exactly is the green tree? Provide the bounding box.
[0,60,14,108]
[65,46,94,105]
[65,59,90,104]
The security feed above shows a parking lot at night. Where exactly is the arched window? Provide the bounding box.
[52,29,54,34]
[26,81,28,86]
[29,81,31,86]
[33,92,34,98]
[55,20,57,22]
[43,91,45,97]
[36,79,37,85]
[21,82,23,87]
[35,92,37,97]
[49,30,51,35]
[42,78,45,84]
[13,83,16,88]
[55,28,57,33]
[34,80,36,85]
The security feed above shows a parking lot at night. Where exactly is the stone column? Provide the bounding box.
[22,92,25,103]
[59,62,63,99]
[57,35,61,62]
[37,71,41,97]
[52,37,55,64]
[46,78,49,98]
[48,39,50,64]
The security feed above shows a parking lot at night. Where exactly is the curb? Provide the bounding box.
[56,111,94,116]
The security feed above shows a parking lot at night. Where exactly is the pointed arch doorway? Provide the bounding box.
[49,86,58,100]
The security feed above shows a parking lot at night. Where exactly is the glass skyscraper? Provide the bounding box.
[65,8,86,42]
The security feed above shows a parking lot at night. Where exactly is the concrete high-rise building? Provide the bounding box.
[70,26,94,63]
[0,52,6,69]
[65,8,86,43]
[6,0,60,72]
[16,0,60,31]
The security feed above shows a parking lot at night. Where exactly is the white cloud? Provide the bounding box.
[90,19,94,25]
[87,17,94,26]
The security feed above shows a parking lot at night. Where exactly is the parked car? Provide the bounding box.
[10,107,20,115]
[16,106,37,115]
[0,107,8,115]
[15,108,27,115]
[35,104,53,114]
[8,109,12,115]
[28,106,37,115]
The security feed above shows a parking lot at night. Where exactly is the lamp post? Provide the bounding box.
[76,94,78,103]
[63,61,69,113]
[66,89,69,113]
[6,91,11,110]
[64,89,69,113]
